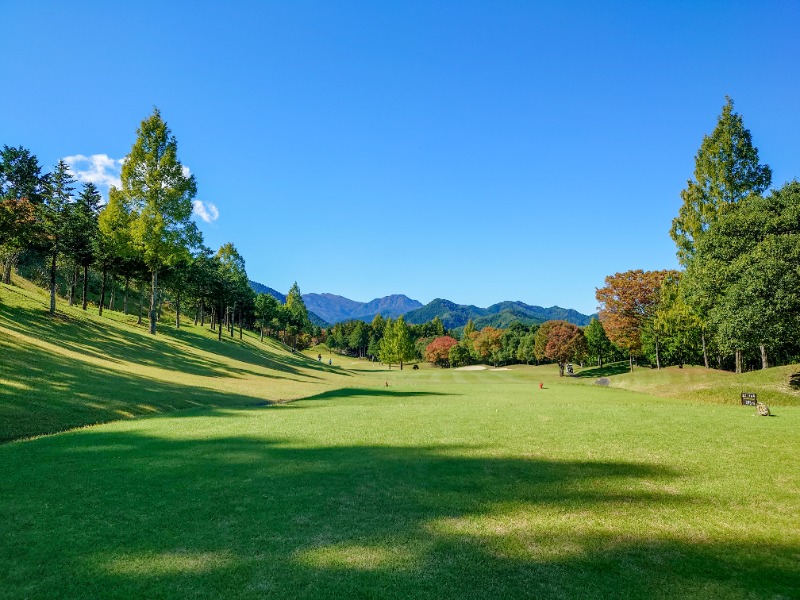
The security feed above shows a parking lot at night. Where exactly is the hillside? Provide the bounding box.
[404,298,594,329]
[0,278,347,443]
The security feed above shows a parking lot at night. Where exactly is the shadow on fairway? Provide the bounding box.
[0,335,308,443]
[1,431,796,599]
[576,363,631,378]
[0,301,336,382]
[301,387,460,401]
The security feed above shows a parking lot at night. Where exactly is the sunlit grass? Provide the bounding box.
[2,278,799,598]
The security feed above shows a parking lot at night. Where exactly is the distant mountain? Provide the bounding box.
[249,281,422,326]
[249,280,285,303]
[248,281,329,328]
[303,293,422,324]
[404,298,594,329]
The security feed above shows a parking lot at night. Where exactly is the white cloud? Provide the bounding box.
[63,154,123,191]
[192,199,219,223]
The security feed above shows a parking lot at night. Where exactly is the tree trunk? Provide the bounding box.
[239,309,242,339]
[735,349,742,374]
[138,281,145,325]
[175,291,181,329]
[760,344,768,370]
[149,269,158,335]
[49,251,57,315]
[211,306,216,331]
[69,264,78,306]
[109,274,115,311]
[218,306,223,340]
[702,332,709,369]
[99,268,107,316]
[200,301,205,326]
[2,253,16,284]
[123,276,130,315]
[655,338,661,370]
[629,352,634,372]
[82,265,89,310]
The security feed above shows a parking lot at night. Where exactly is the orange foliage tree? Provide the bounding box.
[533,320,587,376]
[595,269,677,370]
[473,327,504,366]
[424,336,459,367]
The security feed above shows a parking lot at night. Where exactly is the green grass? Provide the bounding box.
[2,280,799,599]
[580,361,800,407]
[0,280,350,442]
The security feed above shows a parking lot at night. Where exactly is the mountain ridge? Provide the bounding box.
[249,281,594,328]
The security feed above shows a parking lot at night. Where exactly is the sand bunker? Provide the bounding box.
[455,365,487,371]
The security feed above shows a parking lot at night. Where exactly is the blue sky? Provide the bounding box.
[3,1,798,315]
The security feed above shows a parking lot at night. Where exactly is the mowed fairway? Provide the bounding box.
[2,349,799,598]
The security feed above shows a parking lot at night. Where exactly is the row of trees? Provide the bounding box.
[1,109,316,347]
[327,312,622,375]
[596,98,799,372]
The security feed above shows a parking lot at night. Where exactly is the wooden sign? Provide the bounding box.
[741,392,757,406]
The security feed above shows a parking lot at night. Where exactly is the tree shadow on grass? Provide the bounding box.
[789,372,800,390]
[0,335,320,443]
[1,430,796,599]
[576,363,631,379]
[301,387,461,402]
[0,301,335,381]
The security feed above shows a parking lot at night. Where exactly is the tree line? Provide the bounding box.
[326,314,625,375]
[1,108,316,346]
[595,98,799,372]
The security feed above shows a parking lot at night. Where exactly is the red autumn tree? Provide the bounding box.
[533,320,587,376]
[425,336,459,367]
[595,269,677,371]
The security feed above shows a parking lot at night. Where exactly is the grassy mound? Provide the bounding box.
[578,362,800,407]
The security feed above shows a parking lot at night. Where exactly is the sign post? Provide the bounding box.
[741,392,757,406]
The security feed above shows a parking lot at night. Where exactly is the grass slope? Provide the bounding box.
[0,279,349,442]
[2,279,799,599]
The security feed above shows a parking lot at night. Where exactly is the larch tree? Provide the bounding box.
[43,160,75,314]
[285,282,310,349]
[584,317,612,368]
[670,97,772,267]
[123,108,199,334]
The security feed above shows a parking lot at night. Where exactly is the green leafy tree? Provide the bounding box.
[379,317,397,367]
[254,292,280,342]
[42,160,76,314]
[122,108,199,334]
[63,182,101,309]
[584,318,612,367]
[285,282,310,349]
[214,243,249,340]
[348,321,369,358]
[670,97,772,266]
[448,343,472,368]
[96,190,134,316]
[393,316,416,370]
[686,182,800,371]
